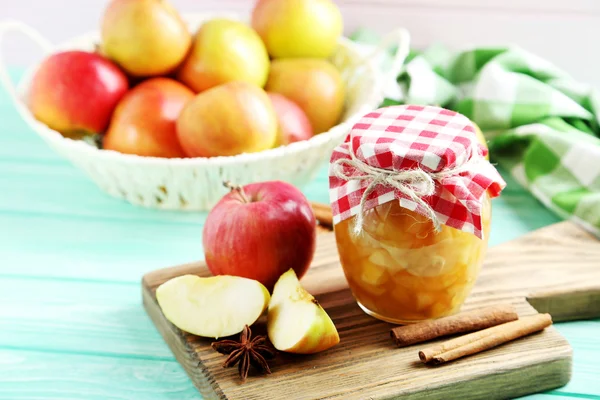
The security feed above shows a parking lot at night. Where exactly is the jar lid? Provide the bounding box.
[328,105,506,239]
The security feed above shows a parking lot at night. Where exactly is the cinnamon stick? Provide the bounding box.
[419,313,553,365]
[390,304,519,347]
[311,202,333,228]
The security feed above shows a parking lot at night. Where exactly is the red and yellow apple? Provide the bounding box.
[251,0,343,59]
[176,81,278,157]
[103,77,193,158]
[268,93,313,146]
[27,50,129,137]
[177,18,270,93]
[100,0,191,77]
[267,269,340,354]
[156,274,270,338]
[265,59,345,134]
[202,181,317,291]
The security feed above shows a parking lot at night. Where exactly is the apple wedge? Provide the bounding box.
[156,274,270,339]
[267,269,340,354]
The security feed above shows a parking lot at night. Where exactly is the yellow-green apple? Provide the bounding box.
[100,0,191,77]
[267,269,340,354]
[176,81,277,157]
[203,181,317,291]
[177,18,270,93]
[103,77,193,158]
[251,0,343,59]
[268,93,313,146]
[27,50,129,137]
[265,59,345,134]
[156,274,270,338]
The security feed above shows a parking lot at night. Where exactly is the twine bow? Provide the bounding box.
[332,147,483,235]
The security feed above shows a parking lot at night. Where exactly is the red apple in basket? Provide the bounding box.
[103,77,193,158]
[27,50,129,138]
[203,181,317,291]
[176,81,278,157]
[268,93,314,146]
[265,58,345,135]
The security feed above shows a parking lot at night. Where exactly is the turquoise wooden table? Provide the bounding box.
[0,71,598,399]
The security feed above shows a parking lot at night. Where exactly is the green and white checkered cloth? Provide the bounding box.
[350,29,600,238]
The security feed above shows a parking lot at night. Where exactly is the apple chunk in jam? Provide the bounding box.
[334,195,491,324]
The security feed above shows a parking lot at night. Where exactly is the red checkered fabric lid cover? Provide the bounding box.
[328,105,506,239]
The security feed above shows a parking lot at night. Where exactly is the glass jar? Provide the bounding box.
[334,194,492,324]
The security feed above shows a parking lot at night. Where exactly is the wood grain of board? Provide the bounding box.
[142,221,600,399]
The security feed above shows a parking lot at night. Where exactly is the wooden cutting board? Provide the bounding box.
[142,221,600,400]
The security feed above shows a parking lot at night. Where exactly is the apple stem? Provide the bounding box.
[223,180,250,203]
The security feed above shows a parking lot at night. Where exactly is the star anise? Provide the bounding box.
[211,325,277,382]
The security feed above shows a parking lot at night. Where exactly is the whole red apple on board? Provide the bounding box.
[268,93,313,146]
[27,50,129,137]
[203,181,317,291]
[103,77,193,158]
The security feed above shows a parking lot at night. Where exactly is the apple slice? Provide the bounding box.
[156,274,270,339]
[267,269,340,354]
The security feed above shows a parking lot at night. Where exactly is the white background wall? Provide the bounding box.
[1,0,600,87]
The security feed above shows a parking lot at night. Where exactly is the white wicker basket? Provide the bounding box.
[0,14,410,211]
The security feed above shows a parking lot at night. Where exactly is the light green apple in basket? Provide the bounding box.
[100,0,192,77]
[177,18,270,93]
[251,0,343,59]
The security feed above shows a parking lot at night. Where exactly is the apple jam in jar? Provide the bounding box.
[329,105,505,324]
[334,193,491,323]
